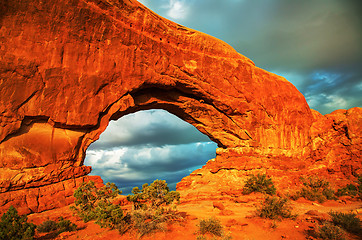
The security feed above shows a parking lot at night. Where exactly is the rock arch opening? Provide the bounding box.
[84,109,217,194]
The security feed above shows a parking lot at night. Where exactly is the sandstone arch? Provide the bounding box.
[0,0,360,214]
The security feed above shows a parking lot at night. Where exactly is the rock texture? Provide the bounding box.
[177,108,362,201]
[0,0,360,214]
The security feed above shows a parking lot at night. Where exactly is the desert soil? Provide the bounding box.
[28,194,362,240]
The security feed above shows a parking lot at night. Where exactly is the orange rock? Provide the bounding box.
[219,209,234,216]
[0,0,360,214]
[213,201,225,211]
[0,176,102,215]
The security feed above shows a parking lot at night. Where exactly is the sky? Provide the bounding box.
[85,0,361,194]
[85,110,217,194]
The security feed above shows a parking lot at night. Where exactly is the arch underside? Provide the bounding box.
[0,83,310,194]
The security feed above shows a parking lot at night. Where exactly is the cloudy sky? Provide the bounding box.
[85,110,217,194]
[85,0,361,193]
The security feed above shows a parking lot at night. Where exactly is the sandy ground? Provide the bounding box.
[28,194,362,240]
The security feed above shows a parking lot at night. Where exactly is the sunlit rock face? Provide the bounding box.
[0,0,360,214]
[177,107,362,201]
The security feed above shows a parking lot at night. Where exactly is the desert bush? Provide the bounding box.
[293,177,337,203]
[93,201,125,228]
[126,180,182,236]
[71,181,129,233]
[337,175,362,198]
[329,211,362,236]
[198,217,224,237]
[56,217,77,234]
[127,180,180,210]
[72,179,182,237]
[196,234,233,240]
[0,206,36,240]
[356,175,362,199]
[37,220,58,233]
[127,186,145,210]
[37,217,77,235]
[196,235,207,240]
[316,222,345,240]
[336,184,358,197]
[130,206,184,237]
[257,196,295,220]
[131,209,166,237]
[72,181,122,222]
[242,173,276,195]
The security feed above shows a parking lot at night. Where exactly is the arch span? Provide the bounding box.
[0,0,360,214]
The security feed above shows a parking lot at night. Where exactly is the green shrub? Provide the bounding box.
[71,181,129,233]
[196,235,207,240]
[72,181,122,223]
[115,214,132,236]
[37,220,58,233]
[93,201,125,229]
[242,173,276,195]
[72,179,182,237]
[294,177,337,203]
[316,222,345,240]
[258,196,295,220]
[357,175,362,199]
[336,184,358,197]
[337,175,362,198]
[196,233,233,240]
[56,217,77,234]
[37,217,77,236]
[127,180,180,210]
[131,209,166,237]
[329,211,362,236]
[130,206,184,237]
[0,206,36,240]
[198,217,224,237]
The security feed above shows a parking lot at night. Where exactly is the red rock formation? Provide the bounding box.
[0,0,360,214]
[177,108,362,201]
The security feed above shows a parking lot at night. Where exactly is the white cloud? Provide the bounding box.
[324,95,348,110]
[306,93,348,114]
[166,0,189,20]
[85,148,127,169]
[357,82,362,91]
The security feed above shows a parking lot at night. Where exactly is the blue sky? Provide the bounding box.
[85,0,361,193]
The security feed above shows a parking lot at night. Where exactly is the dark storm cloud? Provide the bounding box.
[89,109,211,150]
[139,0,362,114]
[236,0,362,71]
[85,142,217,194]
[141,0,361,71]
[121,143,214,173]
[85,110,217,194]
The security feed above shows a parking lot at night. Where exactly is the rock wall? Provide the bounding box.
[0,0,360,214]
[177,108,362,201]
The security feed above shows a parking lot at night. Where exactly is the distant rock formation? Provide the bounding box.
[0,0,360,214]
